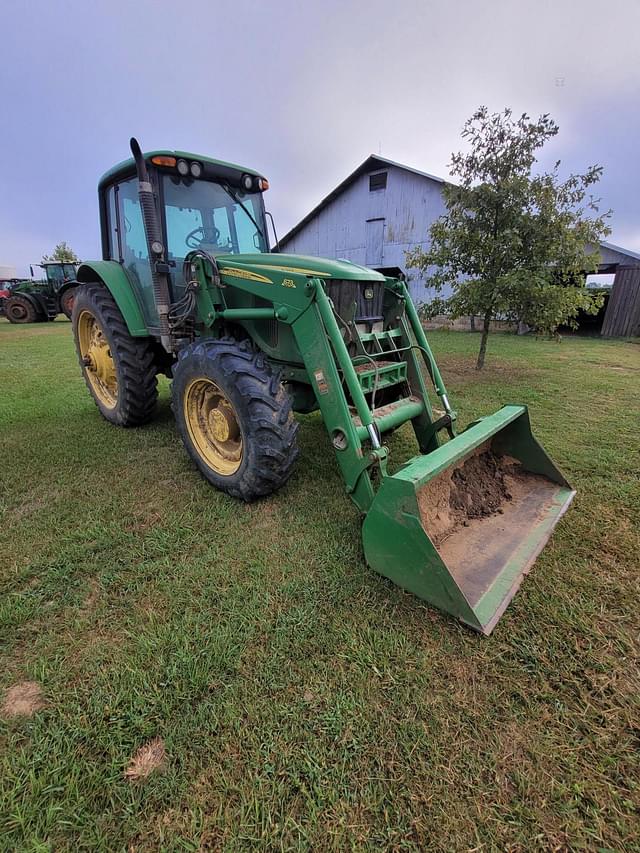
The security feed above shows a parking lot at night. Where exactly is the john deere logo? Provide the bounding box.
[364,288,374,300]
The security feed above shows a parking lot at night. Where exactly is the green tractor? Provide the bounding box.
[72,138,575,635]
[3,262,78,323]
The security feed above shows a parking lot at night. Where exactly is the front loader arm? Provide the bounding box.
[290,289,387,513]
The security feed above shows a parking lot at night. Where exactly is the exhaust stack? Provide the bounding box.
[129,137,172,352]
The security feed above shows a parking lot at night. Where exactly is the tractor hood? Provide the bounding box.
[214,253,386,282]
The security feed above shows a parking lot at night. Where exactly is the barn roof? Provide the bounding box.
[278,155,446,247]
[599,240,640,262]
[278,156,640,266]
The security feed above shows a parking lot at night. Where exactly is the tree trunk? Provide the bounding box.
[476,311,492,370]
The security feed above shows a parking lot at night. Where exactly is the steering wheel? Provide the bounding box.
[186,226,220,248]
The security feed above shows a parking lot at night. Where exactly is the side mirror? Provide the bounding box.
[30,265,34,278]
[266,211,279,253]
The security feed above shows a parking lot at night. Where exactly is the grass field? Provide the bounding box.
[1,318,639,851]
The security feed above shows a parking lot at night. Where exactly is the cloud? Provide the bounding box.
[1,0,638,271]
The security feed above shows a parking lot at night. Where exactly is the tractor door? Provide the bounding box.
[107,178,159,329]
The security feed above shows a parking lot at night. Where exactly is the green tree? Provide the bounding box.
[41,242,81,264]
[406,107,611,369]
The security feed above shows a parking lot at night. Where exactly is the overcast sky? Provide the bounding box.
[1,0,638,276]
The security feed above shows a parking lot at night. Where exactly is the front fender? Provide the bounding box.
[76,261,148,336]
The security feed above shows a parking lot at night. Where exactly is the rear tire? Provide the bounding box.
[172,338,299,500]
[60,286,77,319]
[6,294,37,324]
[72,283,158,426]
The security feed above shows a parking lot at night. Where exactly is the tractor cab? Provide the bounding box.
[38,261,78,290]
[33,261,79,318]
[97,150,272,329]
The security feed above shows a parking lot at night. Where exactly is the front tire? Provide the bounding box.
[72,283,158,426]
[172,338,299,500]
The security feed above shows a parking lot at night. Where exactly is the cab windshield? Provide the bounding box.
[163,175,268,262]
[46,264,76,284]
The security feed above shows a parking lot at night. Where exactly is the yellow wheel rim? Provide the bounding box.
[77,309,118,408]
[183,378,243,475]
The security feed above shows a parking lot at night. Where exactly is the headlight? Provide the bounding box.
[241,173,254,191]
[190,161,202,178]
[176,159,189,177]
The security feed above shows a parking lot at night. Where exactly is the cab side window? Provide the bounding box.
[105,185,120,260]
[111,177,157,325]
[118,179,149,266]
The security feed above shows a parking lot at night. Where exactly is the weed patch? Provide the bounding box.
[0,321,638,850]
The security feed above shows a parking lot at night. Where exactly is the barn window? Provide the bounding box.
[369,172,387,192]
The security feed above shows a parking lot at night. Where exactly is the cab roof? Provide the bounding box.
[98,149,264,191]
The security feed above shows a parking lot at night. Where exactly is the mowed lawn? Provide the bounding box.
[0,318,638,852]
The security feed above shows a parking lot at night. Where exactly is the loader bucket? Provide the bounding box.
[362,406,575,634]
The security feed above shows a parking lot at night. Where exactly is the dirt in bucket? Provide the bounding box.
[417,442,528,545]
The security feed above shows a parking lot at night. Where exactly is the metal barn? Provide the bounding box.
[279,156,640,335]
[277,156,449,303]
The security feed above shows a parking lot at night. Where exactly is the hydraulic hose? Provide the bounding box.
[129,137,172,351]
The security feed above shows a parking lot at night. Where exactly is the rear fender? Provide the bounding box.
[58,280,78,298]
[76,261,148,336]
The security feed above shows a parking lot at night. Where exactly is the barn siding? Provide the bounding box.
[601,266,640,337]
[588,243,640,268]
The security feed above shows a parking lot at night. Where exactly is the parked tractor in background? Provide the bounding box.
[2,262,78,323]
[0,278,22,317]
[71,138,575,635]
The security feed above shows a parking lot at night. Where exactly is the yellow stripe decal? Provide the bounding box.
[250,264,333,278]
[219,268,273,284]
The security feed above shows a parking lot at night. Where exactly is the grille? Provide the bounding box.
[324,279,384,324]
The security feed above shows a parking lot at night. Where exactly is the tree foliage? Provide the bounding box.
[41,242,80,264]
[406,107,611,368]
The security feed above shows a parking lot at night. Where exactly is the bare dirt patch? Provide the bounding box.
[245,499,280,533]
[609,365,638,374]
[438,355,537,386]
[81,577,101,612]
[1,681,45,717]
[125,504,165,534]
[124,737,167,781]
[8,496,47,523]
